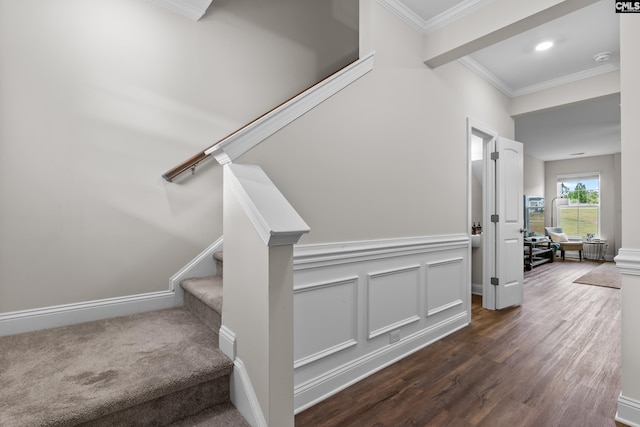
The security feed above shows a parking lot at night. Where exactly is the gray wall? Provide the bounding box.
[0,0,358,312]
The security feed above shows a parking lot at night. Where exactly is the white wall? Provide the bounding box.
[239,2,514,245]
[0,0,358,313]
[544,155,620,260]
[524,153,545,197]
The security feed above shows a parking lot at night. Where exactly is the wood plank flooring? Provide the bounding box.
[295,260,624,427]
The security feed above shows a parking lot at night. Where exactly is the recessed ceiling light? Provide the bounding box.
[570,152,585,156]
[535,41,554,52]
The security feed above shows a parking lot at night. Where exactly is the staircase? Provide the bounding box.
[0,252,248,427]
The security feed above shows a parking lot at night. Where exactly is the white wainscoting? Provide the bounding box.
[367,265,421,339]
[617,394,640,427]
[292,234,471,413]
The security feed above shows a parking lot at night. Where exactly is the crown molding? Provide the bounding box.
[458,56,515,97]
[376,0,494,35]
[423,0,494,34]
[147,0,213,21]
[376,0,428,33]
[459,55,620,99]
[377,0,618,98]
[512,63,620,97]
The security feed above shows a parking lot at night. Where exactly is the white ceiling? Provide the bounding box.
[396,0,621,161]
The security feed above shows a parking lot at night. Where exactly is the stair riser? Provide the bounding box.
[214,252,224,277]
[77,376,230,427]
[184,292,221,346]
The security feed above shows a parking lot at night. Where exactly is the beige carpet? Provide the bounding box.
[573,262,621,289]
[0,308,236,426]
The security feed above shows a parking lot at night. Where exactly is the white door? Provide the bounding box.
[494,137,524,309]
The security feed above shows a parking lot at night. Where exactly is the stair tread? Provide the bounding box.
[170,402,250,427]
[181,276,223,314]
[0,308,232,427]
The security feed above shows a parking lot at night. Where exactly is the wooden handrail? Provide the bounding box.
[161,58,359,182]
[162,151,209,182]
[162,92,299,182]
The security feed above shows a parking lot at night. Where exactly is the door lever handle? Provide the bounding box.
[520,228,527,234]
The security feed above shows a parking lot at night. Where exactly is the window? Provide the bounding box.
[524,196,545,235]
[556,173,600,238]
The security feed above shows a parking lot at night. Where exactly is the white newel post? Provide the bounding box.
[222,164,309,427]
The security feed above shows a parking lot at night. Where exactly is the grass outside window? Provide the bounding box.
[559,207,599,237]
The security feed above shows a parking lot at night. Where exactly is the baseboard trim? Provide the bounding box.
[471,282,483,295]
[617,394,640,427]
[1,237,226,337]
[0,291,175,336]
[294,311,469,413]
[231,358,268,427]
[170,236,224,306]
[219,325,236,360]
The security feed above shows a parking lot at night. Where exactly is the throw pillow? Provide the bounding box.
[549,231,569,242]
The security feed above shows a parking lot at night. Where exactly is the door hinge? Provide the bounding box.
[491,214,499,223]
[491,151,499,161]
[491,277,499,286]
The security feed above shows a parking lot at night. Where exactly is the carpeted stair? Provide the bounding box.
[180,252,224,347]
[0,251,248,427]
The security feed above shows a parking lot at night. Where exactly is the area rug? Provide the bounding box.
[573,262,621,289]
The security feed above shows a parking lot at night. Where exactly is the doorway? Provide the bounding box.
[467,119,525,311]
[467,119,495,308]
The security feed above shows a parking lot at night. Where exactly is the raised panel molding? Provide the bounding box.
[294,311,469,413]
[294,277,358,368]
[293,234,470,413]
[367,266,421,339]
[426,257,464,316]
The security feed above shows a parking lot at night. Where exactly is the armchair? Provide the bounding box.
[544,227,583,261]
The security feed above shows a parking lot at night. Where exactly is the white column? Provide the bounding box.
[615,14,640,427]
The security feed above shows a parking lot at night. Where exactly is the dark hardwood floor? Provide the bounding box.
[295,260,624,427]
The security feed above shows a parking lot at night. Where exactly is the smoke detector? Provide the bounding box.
[593,51,612,63]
